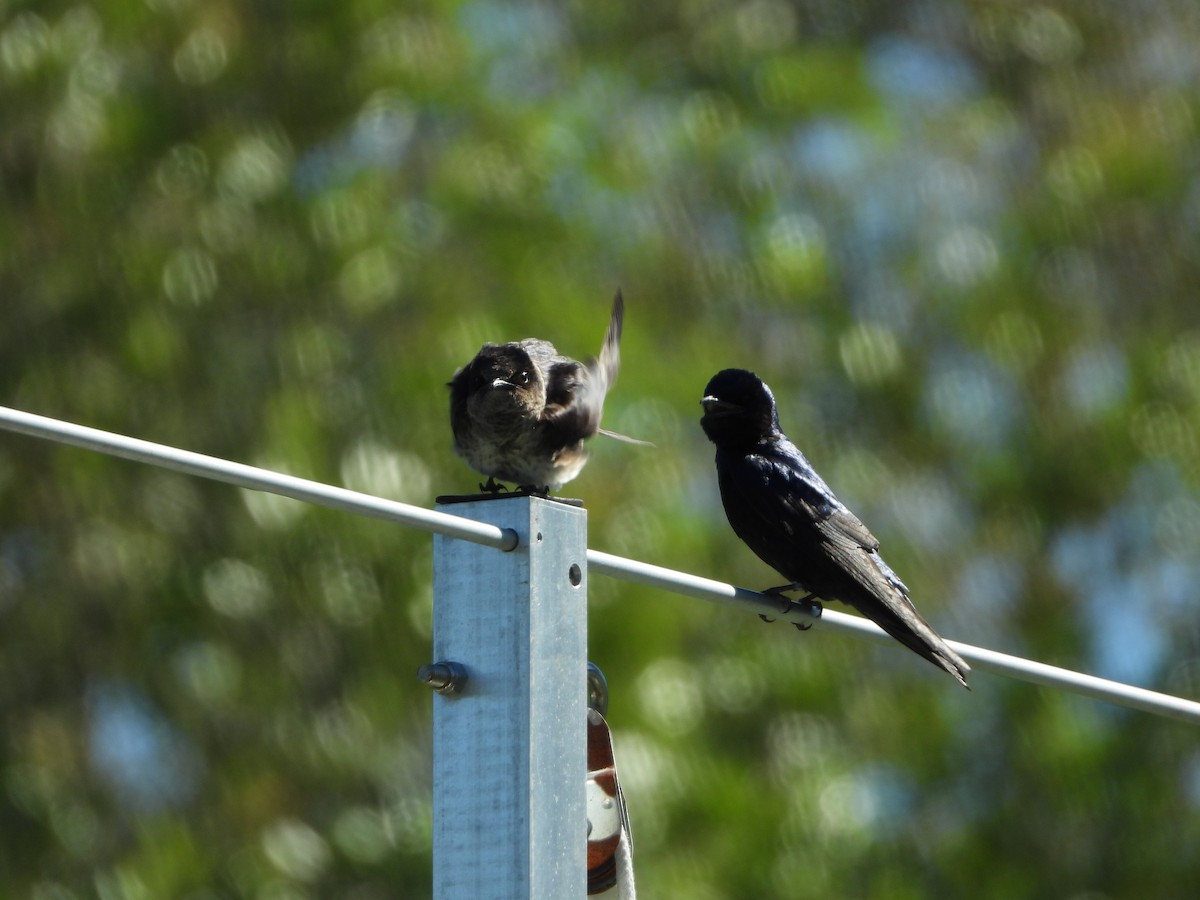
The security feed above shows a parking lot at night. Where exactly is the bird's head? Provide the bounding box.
[459,343,547,421]
[700,368,781,447]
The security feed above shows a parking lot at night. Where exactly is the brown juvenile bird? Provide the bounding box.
[449,291,632,494]
[700,367,970,687]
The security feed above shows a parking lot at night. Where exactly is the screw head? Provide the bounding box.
[417,661,468,695]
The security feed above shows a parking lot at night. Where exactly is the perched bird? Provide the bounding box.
[700,368,970,687]
[449,291,632,494]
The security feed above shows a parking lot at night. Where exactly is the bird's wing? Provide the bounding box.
[769,443,877,546]
[537,293,624,443]
[776,457,914,598]
[593,290,623,393]
[791,475,967,684]
[816,504,912,595]
[542,358,590,416]
[722,441,906,596]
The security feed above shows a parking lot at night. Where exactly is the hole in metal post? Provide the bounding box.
[536,532,543,543]
[568,563,582,587]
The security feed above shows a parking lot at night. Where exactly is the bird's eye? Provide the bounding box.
[515,371,531,386]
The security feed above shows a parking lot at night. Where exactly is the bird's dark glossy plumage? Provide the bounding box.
[700,368,970,687]
[449,291,626,493]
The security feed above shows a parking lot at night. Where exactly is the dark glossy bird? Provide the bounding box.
[449,291,633,494]
[700,368,970,687]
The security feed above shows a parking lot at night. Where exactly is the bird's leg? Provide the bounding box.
[480,477,508,494]
[759,583,821,631]
[761,583,810,599]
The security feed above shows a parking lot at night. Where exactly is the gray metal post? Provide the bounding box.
[431,495,587,899]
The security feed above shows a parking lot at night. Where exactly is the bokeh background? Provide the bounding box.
[4,1,1200,896]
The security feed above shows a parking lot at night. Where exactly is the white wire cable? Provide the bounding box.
[0,405,517,551]
[588,550,1200,724]
[2,404,1198,725]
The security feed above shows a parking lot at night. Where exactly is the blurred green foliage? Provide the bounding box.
[3,0,1200,896]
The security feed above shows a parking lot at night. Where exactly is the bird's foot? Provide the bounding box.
[517,484,551,497]
[480,477,509,494]
[759,584,821,631]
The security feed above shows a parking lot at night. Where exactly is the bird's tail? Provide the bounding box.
[598,428,654,446]
[852,584,971,689]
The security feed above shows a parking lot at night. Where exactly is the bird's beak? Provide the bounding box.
[701,395,734,414]
[491,377,516,390]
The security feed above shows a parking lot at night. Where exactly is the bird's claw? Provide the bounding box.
[480,477,509,494]
[759,613,814,631]
[759,584,821,630]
